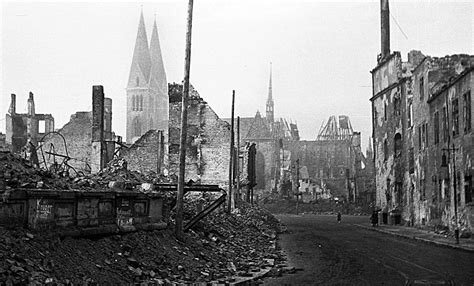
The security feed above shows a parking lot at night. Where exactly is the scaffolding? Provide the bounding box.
[316,115,354,141]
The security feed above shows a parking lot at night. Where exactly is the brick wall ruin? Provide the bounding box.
[167,83,231,189]
[40,112,93,175]
[119,130,164,175]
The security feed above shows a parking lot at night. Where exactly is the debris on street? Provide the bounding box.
[0,203,284,284]
[0,151,286,284]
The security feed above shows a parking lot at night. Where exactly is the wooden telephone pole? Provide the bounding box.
[175,0,194,240]
[227,91,235,213]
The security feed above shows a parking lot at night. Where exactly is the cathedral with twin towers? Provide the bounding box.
[126,11,168,144]
[126,11,296,146]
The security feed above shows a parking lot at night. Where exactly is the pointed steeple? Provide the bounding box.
[128,10,152,88]
[266,63,274,124]
[268,63,273,101]
[149,18,167,94]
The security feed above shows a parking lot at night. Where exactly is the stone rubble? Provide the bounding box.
[0,203,284,284]
[0,151,286,284]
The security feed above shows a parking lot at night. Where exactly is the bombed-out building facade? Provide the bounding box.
[371,0,473,232]
[6,92,54,153]
[290,116,375,205]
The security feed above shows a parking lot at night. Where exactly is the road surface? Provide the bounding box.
[263,214,474,285]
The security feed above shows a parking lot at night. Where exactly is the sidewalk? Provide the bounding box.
[355,223,474,252]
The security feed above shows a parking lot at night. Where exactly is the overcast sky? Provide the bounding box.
[1,0,473,151]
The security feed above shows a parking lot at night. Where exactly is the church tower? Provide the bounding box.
[126,11,168,144]
[265,63,274,124]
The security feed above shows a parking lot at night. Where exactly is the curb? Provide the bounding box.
[229,240,278,285]
[230,265,273,286]
[354,224,474,253]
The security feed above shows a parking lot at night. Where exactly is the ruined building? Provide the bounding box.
[291,116,373,203]
[168,84,232,188]
[370,0,473,231]
[40,87,115,175]
[120,83,232,188]
[126,11,168,144]
[428,64,473,232]
[225,65,299,194]
[5,92,54,153]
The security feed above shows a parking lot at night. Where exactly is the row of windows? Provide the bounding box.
[432,90,471,144]
[432,175,472,204]
[385,175,472,205]
[382,93,470,168]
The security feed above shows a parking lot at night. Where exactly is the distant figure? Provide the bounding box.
[371,211,379,227]
[337,212,342,223]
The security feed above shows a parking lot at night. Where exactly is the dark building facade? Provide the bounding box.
[427,67,473,233]
[371,0,473,233]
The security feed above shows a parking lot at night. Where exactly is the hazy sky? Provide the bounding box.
[1,0,473,151]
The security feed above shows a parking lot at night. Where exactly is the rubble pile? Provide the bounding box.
[1,152,286,284]
[0,151,73,190]
[81,158,172,190]
[0,152,171,192]
[0,203,284,284]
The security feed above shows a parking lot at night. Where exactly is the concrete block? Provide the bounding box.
[0,201,26,227]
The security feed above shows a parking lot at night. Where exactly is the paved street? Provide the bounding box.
[263,214,474,285]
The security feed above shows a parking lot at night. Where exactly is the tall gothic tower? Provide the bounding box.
[265,63,274,124]
[126,11,168,144]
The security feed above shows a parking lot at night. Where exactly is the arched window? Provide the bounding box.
[140,95,143,111]
[384,139,388,161]
[133,117,141,137]
[136,77,139,87]
[394,133,402,157]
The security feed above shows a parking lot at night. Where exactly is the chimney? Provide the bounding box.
[91,85,105,173]
[380,0,390,60]
[8,94,16,114]
[103,97,114,165]
[27,92,35,116]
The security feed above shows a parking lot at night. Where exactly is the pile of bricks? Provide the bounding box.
[0,203,284,284]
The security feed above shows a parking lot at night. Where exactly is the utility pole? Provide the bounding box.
[228,90,235,213]
[157,130,164,174]
[175,0,194,240]
[236,116,240,204]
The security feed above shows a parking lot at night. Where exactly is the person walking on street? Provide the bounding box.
[337,212,341,223]
[371,210,379,227]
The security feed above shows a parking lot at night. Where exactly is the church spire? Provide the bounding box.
[266,63,274,124]
[128,10,152,88]
[149,18,167,94]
